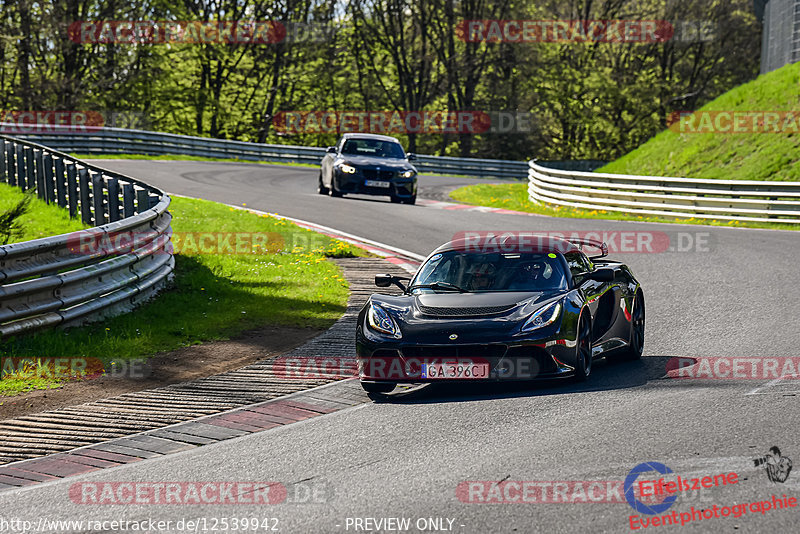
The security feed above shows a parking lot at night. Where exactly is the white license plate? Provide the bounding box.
[422,362,489,379]
[365,180,391,188]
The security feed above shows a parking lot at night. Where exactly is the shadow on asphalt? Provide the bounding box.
[369,355,707,404]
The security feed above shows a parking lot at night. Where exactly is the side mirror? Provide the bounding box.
[375,274,408,291]
[406,152,417,161]
[586,268,615,282]
[326,146,337,154]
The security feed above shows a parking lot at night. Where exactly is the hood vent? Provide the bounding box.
[417,304,516,317]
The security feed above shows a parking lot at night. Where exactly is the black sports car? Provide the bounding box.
[319,133,418,204]
[355,234,645,393]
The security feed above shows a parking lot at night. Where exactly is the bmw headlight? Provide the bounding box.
[521,301,562,333]
[340,163,356,174]
[367,303,402,338]
[400,169,415,179]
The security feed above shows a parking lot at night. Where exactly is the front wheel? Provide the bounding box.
[328,176,343,197]
[317,173,329,195]
[361,381,396,394]
[574,313,592,381]
[403,195,416,205]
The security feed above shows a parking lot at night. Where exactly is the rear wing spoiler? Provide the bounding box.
[567,238,608,259]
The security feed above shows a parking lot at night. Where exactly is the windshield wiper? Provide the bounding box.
[407,282,470,293]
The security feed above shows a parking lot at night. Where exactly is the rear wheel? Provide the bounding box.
[621,292,645,361]
[574,313,592,381]
[361,381,396,394]
[317,173,329,195]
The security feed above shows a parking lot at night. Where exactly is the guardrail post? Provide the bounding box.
[91,171,107,225]
[5,141,15,187]
[0,139,6,182]
[35,148,46,199]
[66,162,78,218]
[24,146,35,191]
[107,177,121,222]
[54,157,67,208]
[136,187,150,213]
[43,153,56,204]
[78,167,92,224]
[122,183,135,217]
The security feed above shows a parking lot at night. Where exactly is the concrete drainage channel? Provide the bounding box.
[0,256,415,488]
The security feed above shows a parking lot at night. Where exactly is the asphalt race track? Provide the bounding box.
[3,160,800,533]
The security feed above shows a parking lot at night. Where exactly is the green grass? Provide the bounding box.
[599,62,800,181]
[448,182,799,230]
[0,183,88,241]
[0,196,364,396]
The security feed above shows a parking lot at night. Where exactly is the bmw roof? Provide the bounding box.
[340,132,402,143]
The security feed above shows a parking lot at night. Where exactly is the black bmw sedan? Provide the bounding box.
[318,133,418,204]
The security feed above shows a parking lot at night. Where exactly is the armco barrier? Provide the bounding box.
[1,124,531,179]
[0,134,174,338]
[529,161,800,224]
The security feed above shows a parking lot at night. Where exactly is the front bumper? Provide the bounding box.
[335,168,416,198]
[356,334,577,383]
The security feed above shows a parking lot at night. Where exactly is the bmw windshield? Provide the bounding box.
[411,251,568,292]
[341,138,406,158]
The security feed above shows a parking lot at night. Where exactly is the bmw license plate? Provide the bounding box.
[365,180,391,188]
[422,362,489,379]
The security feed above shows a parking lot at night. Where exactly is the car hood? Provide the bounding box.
[339,155,414,170]
[368,290,565,342]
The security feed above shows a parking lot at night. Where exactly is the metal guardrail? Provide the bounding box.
[0,134,174,338]
[529,161,800,223]
[1,124,531,179]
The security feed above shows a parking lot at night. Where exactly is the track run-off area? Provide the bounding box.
[3,159,800,533]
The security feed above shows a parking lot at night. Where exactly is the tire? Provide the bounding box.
[317,173,329,195]
[574,313,592,381]
[403,195,416,205]
[620,292,645,361]
[328,176,343,197]
[389,195,402,203]
[361,381,396,394]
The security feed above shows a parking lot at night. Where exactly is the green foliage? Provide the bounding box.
[0,0,761,161]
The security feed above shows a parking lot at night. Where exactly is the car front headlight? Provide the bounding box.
[367,303,402,338]
[340,163,357,174]
[521,301,562,333]
[400,169,415,179]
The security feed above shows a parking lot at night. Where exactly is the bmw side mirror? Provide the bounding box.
[406,152,417,161]
[375,274,408,291]
[326,146,337,153]
[587,268,615,282]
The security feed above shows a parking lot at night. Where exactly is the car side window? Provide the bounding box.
[564,251,592,285]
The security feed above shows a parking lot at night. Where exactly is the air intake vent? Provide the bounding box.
[417,304,516,317]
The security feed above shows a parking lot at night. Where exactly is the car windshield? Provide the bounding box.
[341,138,406,158]
[411,251,568,292]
